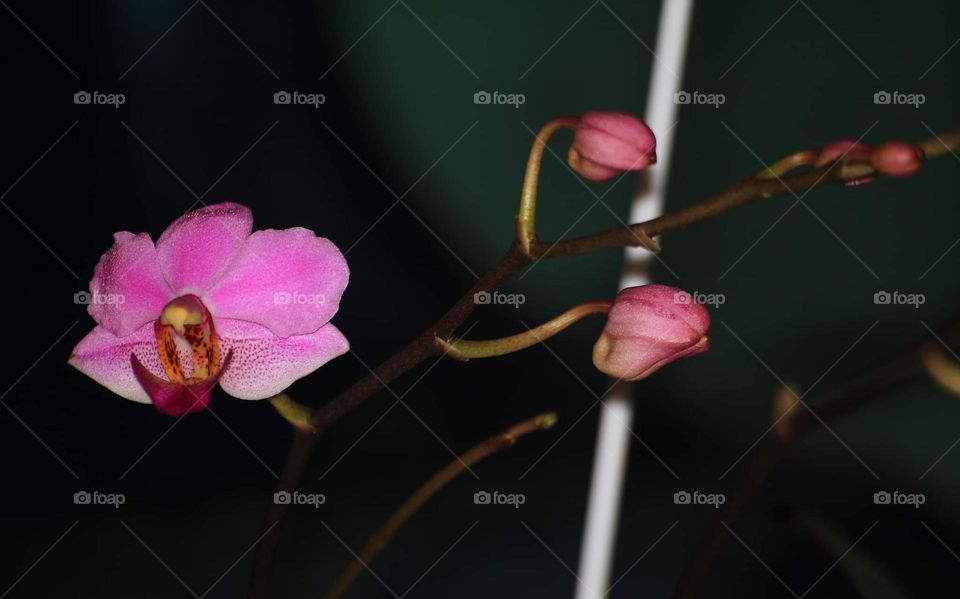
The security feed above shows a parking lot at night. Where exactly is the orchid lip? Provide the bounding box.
[135,294,227,415]
[132,352,232,417]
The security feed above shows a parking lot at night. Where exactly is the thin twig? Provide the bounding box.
[250,126,960,599]
[673,318,960,598]
[324,412,558,598]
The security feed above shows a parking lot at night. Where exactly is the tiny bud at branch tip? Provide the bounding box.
[921,345,960,395]
[537,412,558,429]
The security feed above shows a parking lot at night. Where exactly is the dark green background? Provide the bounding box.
[1,1,958,597]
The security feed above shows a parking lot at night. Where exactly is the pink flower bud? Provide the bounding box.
[592,285,710,381]
[871,142,924,178]
[568,111,657,181]
[814,140,875,186]
[814,140,873,167]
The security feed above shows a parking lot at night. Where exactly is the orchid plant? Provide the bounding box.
[68,111,958,598]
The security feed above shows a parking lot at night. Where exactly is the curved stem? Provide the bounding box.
[268,393,316,434]
[439,301,612,360]
[324,412,557,598]
[249,244,530,599]
[517,116,579,253]
[672,317,960,598]
[249,125,960,599]
[754,150,818,180]
[249,430,318,599]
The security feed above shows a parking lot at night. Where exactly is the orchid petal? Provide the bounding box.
[156,203,253,294]
[206,228,349,337]
[593,334,708,382]
[215,318,349,400]
[69,323,175,404]
[611,286,710,342]
[88,232,173,337]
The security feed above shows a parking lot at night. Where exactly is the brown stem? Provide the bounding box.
[754,150,819,180]
[533,161,871,259]
[918,127,960,159]
[249,126,960,599]
[249,243,530,598]
[249,430,318,599]
[312,244,531,432]
[672,318,960,598]
[324,412,557,598]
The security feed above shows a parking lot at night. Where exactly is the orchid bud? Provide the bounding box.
[814,140,875,186]
[814,140,873,167]
[592,285,710,381]
[871,142,924,178]
[568,111,657,181]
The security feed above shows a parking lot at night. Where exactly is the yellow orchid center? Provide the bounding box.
[155,295,221,384]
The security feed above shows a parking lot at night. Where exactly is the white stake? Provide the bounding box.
[574,1,695,596]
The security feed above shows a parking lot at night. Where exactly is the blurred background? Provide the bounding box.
[1,0,959,596]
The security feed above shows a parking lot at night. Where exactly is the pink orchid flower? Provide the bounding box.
[69,203,349,417]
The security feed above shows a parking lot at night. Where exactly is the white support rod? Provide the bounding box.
[574,1,695,597]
